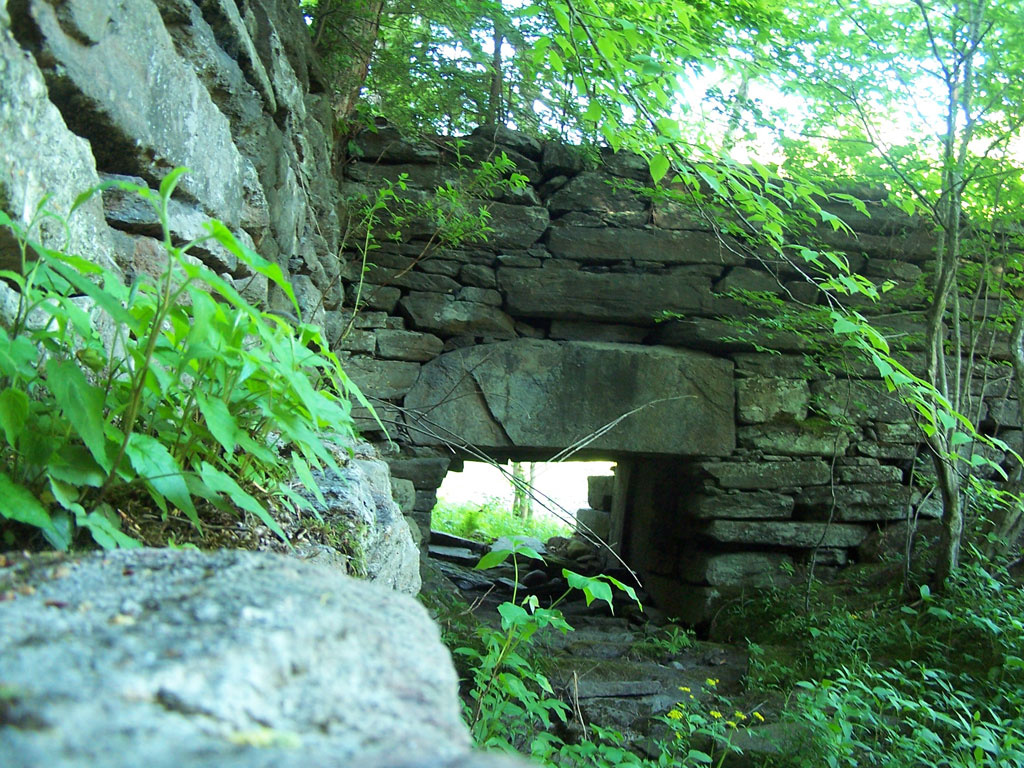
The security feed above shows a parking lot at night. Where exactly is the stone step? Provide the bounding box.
[429,530,489,552]
[428,544,481,566]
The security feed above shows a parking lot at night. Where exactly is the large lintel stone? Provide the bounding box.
[403,340,734,455]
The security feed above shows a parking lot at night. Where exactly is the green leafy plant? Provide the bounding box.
[0,170,370,551]
[657,677,763,768]
[629,621,696,661]
[455,540,640,754]
[720,558,1024,768]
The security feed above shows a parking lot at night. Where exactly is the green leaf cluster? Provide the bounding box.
[0,171,365,550]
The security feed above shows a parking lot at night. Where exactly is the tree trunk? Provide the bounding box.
[312,0,386,124]
[511,461,533,520]
[486,18,504,125]
[933,449,964,584]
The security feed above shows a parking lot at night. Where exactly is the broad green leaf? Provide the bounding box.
[47,358,111,471]
[564,570,614,611]
[0,387,28,449]
[551,4,570,33]
[290,452,325,506]
[497,672,531,704]
[47,477,84,511]
[862,325,890,354]
[475,549,511,570]
[41,258,137,330]
[77,505,141,550]
[498,601,530,630]
[204,220,298,311]
[595,34,618,62]
[583,101,602,123]
[125,432,198,529]
[195,392,238,455]
[48,448,104,489]
[602,574,642,607]
[198,461,288,544]
[832,317,859,335]
[0,471,65,549]
[649,154,671,183]
[950,430,973,446]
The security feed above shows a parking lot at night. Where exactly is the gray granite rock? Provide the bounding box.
[17,0,245,225]
[0,548,531,768]
[0,7,116,274]
[399,292,516,338]
[298,455,422,593]
[547,225,743,266]
[736,378,811,424]
[700,520,868,548]
[687,490,795,520]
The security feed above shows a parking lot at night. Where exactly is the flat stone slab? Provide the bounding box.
[573,680,663,699]
[427,545,482,565]
[700,520,869,548]
[797,484,920,522]
[680,552,795,587]
[547,226,743,266]
[687,490,794,519]
[498,267,716,324]
[399,292,516,338]
[403,339,735,455]
[696,460,832,490]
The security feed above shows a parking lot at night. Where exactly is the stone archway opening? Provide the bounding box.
[432,458,617,542]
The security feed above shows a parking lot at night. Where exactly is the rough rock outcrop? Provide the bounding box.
[304,455,421,593]
[0,549,529,768]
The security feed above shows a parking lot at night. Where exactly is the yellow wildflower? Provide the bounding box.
[753,712,765,723]
[734,711,747,721]
[710,710,723,719]
[679,686,691,693]
[705,678,719,688]
[667,709,684,721]
[726,720,738,729]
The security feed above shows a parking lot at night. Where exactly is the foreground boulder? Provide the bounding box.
[0,549,530,768]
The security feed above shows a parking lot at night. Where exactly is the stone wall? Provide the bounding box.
[337,125,1022,622]
[2,0,340,326]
